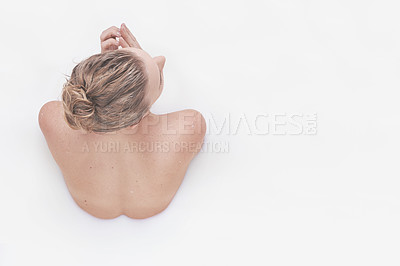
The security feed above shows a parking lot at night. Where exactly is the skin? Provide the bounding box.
[39,24,206,219]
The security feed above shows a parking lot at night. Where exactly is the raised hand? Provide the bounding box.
[100,26,121,53]
[119,23,143,50]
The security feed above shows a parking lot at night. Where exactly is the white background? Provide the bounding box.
[1,0,400,265]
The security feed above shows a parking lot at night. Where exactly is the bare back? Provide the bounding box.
[39,101,206,219]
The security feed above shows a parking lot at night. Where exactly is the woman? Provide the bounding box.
[39,23,206,219]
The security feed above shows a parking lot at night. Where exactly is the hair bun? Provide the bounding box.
[62,82,95,131]
[61,50,149,133]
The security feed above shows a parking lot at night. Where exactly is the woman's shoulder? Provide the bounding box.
[154,109,206,142]
[39,100,80,144]
[38,101,63,133]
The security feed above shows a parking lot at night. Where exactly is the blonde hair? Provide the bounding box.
[62,50,149,133]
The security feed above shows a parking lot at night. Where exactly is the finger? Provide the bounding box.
[101,38,119,52]
[100,26,121,42]
[119,36,130,48]
[120,23,142,49]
